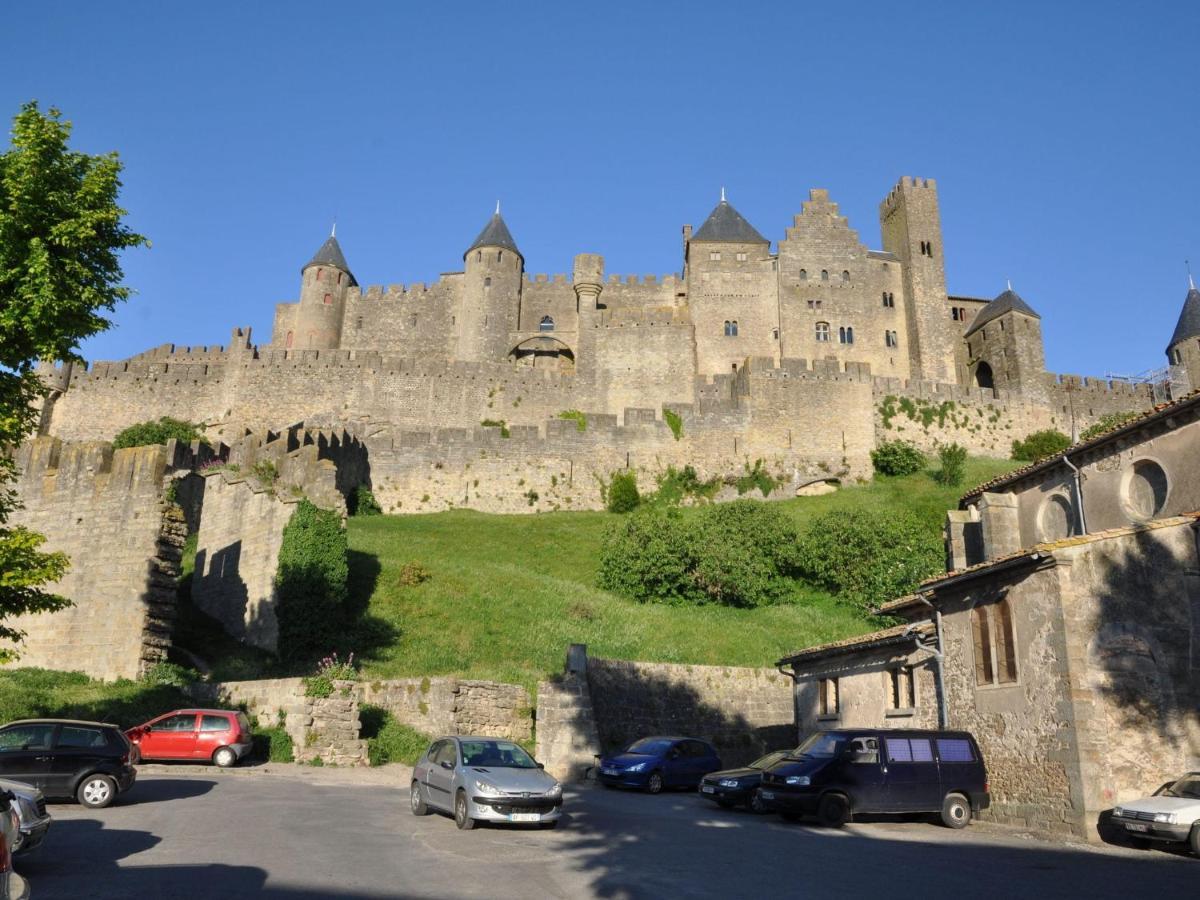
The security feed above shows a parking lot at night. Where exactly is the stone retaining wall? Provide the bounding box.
[360,677,532,743]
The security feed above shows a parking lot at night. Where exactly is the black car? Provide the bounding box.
[758,729,988,828]
[699,749,795,812]
[0,719,137,809]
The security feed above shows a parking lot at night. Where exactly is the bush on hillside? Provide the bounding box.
[870,440,926,477]
[1080,411,1140,441]
[606,470,641,513]
[597,501,802,608]
[274,500,350,663]
[1011,429,1071,462]
[113,417,207,449]
[933,443,969,487]
[735,459,780,497]
[796,508,943,611]
[652,465,719,506]
[349,485,382,516]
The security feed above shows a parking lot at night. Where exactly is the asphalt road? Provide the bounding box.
[17,772,1196,899]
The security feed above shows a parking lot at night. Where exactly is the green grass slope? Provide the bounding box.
[344,457,1017,691]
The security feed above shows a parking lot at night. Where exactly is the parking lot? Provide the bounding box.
[20,769,1195,899]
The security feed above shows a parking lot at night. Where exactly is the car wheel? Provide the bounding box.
[213,746,238,768]
[646,772,664,795]
[1189,824,1200,857]
[410,782,429,816]
[454,790,476,830]
[940,792,971,829]
[818,793,850,828]
[78,774,117,809]
[749,792,767,814]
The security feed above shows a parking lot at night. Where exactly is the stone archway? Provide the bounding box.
[974,361,994,390]
[509,336,575,373]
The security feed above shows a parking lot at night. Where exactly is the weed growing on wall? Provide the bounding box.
[1080,411,1139,441]
[275,500,349,664]
[113,417,207,449]
[557,410,587,432]
[481,419,511,438]
[735,459,780,497]
[652,465,719,505]
[663,409,684,441]
[304,652,357,698]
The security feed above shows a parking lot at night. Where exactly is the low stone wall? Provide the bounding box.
[588,656,795,767]
[536,674,601,782]
[360,677,532,743]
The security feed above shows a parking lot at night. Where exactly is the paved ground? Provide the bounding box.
[18,770,1195,899]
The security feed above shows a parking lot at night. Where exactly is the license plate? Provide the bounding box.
[760,791,775,800]
[601,768,618,776]
[701,785,715,794]
[511,813,541,823]
[1125,823,1149,833]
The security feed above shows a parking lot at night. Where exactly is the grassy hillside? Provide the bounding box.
[341,457,1018,691]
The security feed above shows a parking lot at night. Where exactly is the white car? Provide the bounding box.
[1111,772,1200,854]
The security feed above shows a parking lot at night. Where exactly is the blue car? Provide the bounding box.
[597,736,722,794]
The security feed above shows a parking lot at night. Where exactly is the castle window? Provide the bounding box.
[316,268,323,281]
[498,251,503,262]
[888,665,915,710]
[539,315,555,332]
[724,320,738,337]
[323,293,332,305]
[285,331,294,349]
[807,299,822,310]
[736,252,747,262]
[885,330,898,348]
[815,322,830,342]
[356,317,363,329]
[839,326,854,345]
[476,251,481,262]
[882,292,894,308]
[484,277,492,287]
[821,270,829,281]
[819,678,839,717]
[772,328,779,340]
[958,307,966,320]
[972,599,1018,687]
[337,272,343,285]
[1172,349,1182,364]
[952,308,960,321]
[799,269,807,280]
[841,270,850,282]
[710,251,721,262]
[410,315,418,327]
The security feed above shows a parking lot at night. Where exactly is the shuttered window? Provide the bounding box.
[973,599,1018,687]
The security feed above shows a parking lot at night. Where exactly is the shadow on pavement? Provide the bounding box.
[119,777,218,805]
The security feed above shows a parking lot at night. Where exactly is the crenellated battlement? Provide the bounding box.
[603,273,683,287]
[525,273,574,285]
[595,306,690,328]
[14,434,223,496]
[879,176,938,217]
[1048,373,1155,398]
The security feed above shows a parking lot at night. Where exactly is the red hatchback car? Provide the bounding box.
[127,710,253,768]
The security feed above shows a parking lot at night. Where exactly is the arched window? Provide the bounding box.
[731,320,738,336]
[974,361,995,390]
[839,326,846,343]
[323,293,332,305]
[337,272,343,285]
[815,322,830,342]
[799,269,807,280]
[841,270,850,282]
[497,251,503,262]
[885,330,898,348]
[972,599,1017,686]
[958,307,966,321]
[476,251,481,262]
[821,270,829,281]
[952,308,959,321]
[724,320,738,337]
[882,292,894,308]
[539,315,555,332]
[484,277,492,287]
[285,331,294,349]
[846,326,854,344]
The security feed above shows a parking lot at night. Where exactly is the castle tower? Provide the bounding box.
[685,191,775,375]
[879,177,954,381]
[291,230,356,350]
[457,206,523,363]
[1166,276,1200,393]
[962,286,1045,395]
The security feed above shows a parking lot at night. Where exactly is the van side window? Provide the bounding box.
[936,738,975,762]
[909,738,933,762]
[885,738,935,763]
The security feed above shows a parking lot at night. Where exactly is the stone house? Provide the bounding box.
[778,390,1200,840]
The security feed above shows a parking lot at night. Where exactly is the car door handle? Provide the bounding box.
[34,756,51,762]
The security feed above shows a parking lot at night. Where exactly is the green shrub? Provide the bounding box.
[113,417,206,449]
[251,459,278,486]
[252,722,294,762]
[735,459,779,497]
[933,443,969,486]
[350,485,382,516]
[304,652,357,698]
[481,419,511,438]
[870,440,926,476]
[653,465,718,505]
[597,501,802,608]
[1011,429,1071,462]
[0,668,191,729]
[360,705,431,766]
[275,500,350,664]
[140,661,201,689]
[606,470,641,513]
[796,509,943,611]
[1080,411,1139,441]
[663,409,683,441]
[557,410,587,432]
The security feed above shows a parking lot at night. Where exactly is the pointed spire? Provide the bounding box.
[465,206,521,259]
[691,194,768,244]
[1006,278,1012,291]
[1168,265,1200,350]
[331,220,336,238]
[302,231,356,285]
[963,284,1040,337]
[1188,259,1195,291]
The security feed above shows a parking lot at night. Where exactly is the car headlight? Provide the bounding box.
[546,783,563,798]
[474,780,502,797]
[626,762,646,773]
[1153,812,1177,824]
[15,797,37,823]
[719,779,741,789]
[1113,807,1126,818]
[785,775,811,787]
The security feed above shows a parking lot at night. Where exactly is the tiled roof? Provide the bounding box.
[1168,287,1200,350]
[465,212,521,259]
[691,199,768,244]
[303,235,357,285]
[777,622,935,667]
[963,288,1040,338]
[960,389,1200,504]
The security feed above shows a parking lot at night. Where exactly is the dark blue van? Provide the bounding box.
[757,729,988,828]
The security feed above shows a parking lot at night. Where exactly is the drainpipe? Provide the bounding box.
[1062,451,1088,536]
[911,596,948,731]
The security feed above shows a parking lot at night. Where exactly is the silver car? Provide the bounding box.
[410,736,563,830]
[0,780,50,855]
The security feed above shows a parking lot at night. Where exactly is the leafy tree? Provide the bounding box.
[1080,411,1139,442]
[870,440,926,477]
[1011,429,1071,462]
[112,417,206,449]
[933,443,969,486]
[606,470,641,513]
[0,102,148,656]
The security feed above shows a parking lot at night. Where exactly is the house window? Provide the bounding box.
[952,308,960,321]
[710,251,721,261]
[799,269,808,280]
[839,326,854,344]
[724,320,738,337]
[885,330,898,348]
[539,315,555,332]
[818,678,839,717]
[736,252,747,262]
[882,292,894,308]
[972,599,1018,687]
[841,270,850,282]
[323,293,332,305]
[888,666,915,710]
[821,270,829,281]
[815,322,830,342]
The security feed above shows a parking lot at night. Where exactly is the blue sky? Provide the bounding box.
[3,1,1197,377]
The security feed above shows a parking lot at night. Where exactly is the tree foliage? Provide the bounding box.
[606,470,641,513]
[0,102,148,653]
[870,440,926,477]
[1011,429,1071,462]
[274,500,350,663]
[112,416,205,449]
[933,443,969,486]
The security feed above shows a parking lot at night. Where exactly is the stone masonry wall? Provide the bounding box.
[360,677,532,743]
[587,656,794,767]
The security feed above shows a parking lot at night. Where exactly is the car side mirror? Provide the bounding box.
[536,762,545,770]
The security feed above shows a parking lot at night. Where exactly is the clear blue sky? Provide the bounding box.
[3,1,1197,377]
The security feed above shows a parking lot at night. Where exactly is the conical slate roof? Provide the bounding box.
[964,288,1040,337]
[302,235,357,285]
[691,198,768,244]
[1168,286,1200,350]
[465,211,521,259]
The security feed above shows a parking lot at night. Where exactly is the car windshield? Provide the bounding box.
[625,739,674,755]
[749,750,793,769]
[1159,775,1200,799]
[460,740,538,769]
[787,733,845,760]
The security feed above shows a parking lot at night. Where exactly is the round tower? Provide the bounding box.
[292,229,356,351]
[1166,276,1200,394]
[457,205,523,362]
